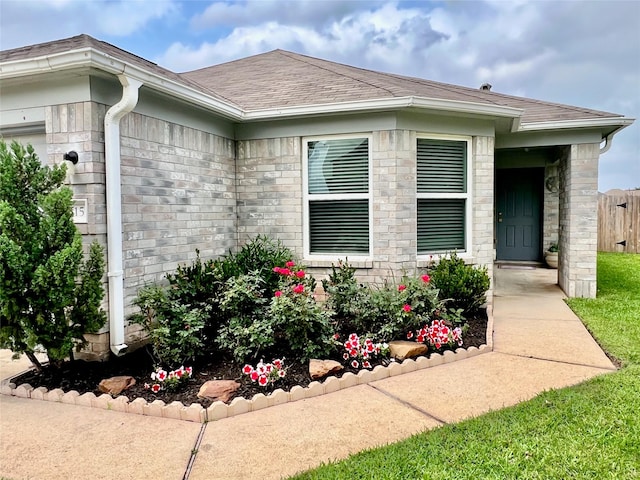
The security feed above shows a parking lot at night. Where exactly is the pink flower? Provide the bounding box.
[273,359,283,369]
[349,333,358,341]
[286,261,296,267]
[273,267,281,273]
[250,371,259,381]
[351,360,359,369]
[398,284,406,291]
[422,274,431,283]
[144,383,150,389]
[151,384,161,393]
[243,364,253,375]
[293,284,304,294]
[185,367,193,376]
[295,270,305,278]
[258,375,268,386]
[333,333,340,340]
[278,370,286,378]
[279,268,291,276]
[175,369,183,378]
[275,290,282,297]
[403,304,412,313]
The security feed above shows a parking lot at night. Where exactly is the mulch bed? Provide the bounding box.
[12,314,487,409]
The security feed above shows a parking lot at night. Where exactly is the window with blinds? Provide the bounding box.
[417,138,469,254]
[306,137,371,255]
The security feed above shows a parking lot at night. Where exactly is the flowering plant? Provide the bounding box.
[408,319,463,350]
[242,358,286,387]
[340,333,389,369]
[144,365,193,393]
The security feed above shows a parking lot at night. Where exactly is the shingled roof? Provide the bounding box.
[1,35,626,126]
[182,49,622,125]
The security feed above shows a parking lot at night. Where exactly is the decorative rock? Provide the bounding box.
[388,341,428,361]
[309,359,344,380]
[98,376,136,396]
[197,380,240,403]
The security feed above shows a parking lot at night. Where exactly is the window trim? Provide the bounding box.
[302,133,373,262]
[416,133,473,259]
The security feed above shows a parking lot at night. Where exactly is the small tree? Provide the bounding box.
[0,140,106,369]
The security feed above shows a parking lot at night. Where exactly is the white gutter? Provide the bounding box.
[518,117,635,131]
[105,74,142,356]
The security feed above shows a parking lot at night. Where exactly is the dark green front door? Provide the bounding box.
[496,168,543,261]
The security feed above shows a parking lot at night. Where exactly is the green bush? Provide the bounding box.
[323,260,443,342]
[128,285,207,368]
[217,265,334,363]
[0,140,106,369]
[428,252,490,316]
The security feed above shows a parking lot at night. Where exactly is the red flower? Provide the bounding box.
[279,268,291,276]
[273,267,282,273]
[403,304,412,313]
[273,359,283,369]
[275,290,282,297]
[250,371,259,381]
[156,370,167,381]
[185,367,193,376]
[333,333,340,340]
[286,261,296,267]
[151,384,161,393]
[351,360,359,369]
[343,352,349,360]
[398,284,406,291]
[293,284,304,294]
[295,270,305,278]
[278,370,286,378]
[422,274,431,283]
[350,349,358,357]
[258,375,268,386]
[407,331,414,339]
[362,361,371,369]
[243,365,253,375]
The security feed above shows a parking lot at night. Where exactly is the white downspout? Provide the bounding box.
[105,74,142,356]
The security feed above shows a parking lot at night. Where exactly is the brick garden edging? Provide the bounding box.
[0,306,494,423]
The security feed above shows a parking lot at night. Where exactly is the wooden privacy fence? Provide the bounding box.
[598,190,640,253]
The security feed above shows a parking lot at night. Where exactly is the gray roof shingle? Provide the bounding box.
[1,35,624,125]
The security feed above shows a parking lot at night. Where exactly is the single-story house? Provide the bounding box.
[0,34,633,360]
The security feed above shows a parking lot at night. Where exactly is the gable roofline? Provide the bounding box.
[0,35,632,134]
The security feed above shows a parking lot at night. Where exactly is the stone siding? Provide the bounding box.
[558,144,599,298]
[543,163,560,250]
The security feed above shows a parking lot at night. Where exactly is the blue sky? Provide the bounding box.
[1,0,638,191]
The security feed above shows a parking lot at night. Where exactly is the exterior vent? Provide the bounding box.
[480,83,492,91]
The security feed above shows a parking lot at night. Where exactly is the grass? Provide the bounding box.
[290,252,640,480]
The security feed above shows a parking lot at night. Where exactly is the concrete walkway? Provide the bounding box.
[0,267,616,480]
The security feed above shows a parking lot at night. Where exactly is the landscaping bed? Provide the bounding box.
[10,312,487,409]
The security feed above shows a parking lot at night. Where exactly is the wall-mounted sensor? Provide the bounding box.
[63,151,79,164]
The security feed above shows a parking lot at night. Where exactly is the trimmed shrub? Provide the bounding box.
[428,252,490,316]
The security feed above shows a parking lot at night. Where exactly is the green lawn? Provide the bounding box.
[291,253,640,480]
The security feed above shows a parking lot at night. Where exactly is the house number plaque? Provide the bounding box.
[72,198,88,224]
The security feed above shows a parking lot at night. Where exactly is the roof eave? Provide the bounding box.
[243,96,524,123]
[0,48,245,121]
[519,117,635,132]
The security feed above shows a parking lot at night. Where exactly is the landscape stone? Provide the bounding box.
[309,359,344,380]
[388,340,428,360]
[98,376,136,395]
[197,380,240,403]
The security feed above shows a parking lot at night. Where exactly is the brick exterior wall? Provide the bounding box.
[237,132,495,288]
[47,103,237,358]
[543,163,560,250]
[558,144,599,298]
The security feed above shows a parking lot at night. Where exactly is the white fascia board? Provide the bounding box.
[519,117,635,131]
[244,96,524,121]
